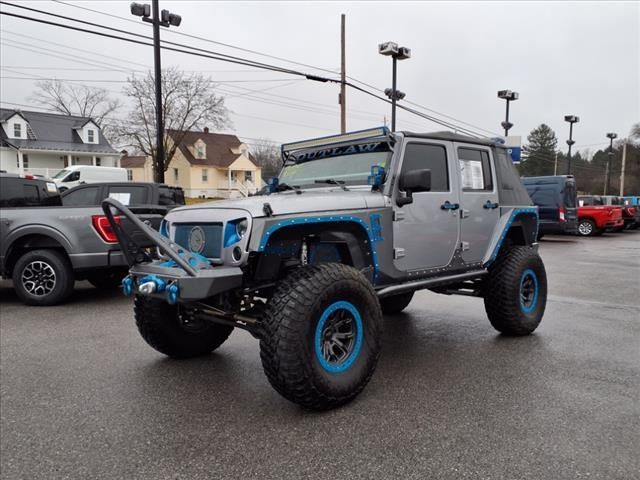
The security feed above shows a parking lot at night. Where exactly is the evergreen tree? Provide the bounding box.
[518,124,558,177]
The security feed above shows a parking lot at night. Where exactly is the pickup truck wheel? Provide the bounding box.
[134,296,233,359]
[12,249,74,306]
[260,263,383,410]
[87,269,128,290]
[577,219,597,236]
[483,247,547,336]
[380,292,414,314]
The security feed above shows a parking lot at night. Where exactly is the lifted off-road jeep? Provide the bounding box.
[104,127,546,410]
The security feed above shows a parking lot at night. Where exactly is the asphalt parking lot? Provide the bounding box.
[1,232,639,480]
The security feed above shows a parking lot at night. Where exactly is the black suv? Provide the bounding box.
[0,173,62,208]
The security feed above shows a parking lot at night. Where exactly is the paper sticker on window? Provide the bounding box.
[460,160,484,190]
[46,182,57,193]
[109,192,131,205]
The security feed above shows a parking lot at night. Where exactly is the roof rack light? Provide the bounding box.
[281,126,390,154]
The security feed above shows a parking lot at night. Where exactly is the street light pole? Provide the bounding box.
[605,132,617,195]
[131,1,181,183]
[378,41,410,132]
[564,115,579,175]
[497,90,518,137]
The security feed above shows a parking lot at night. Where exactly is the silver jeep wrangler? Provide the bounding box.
[105,127,545,410]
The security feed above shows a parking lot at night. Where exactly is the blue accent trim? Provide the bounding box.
[257,215,381,283]
[122,275,134,297]
[223,218,245,248]
[369,213,383,242]
[314,301,364,374]
[166,283,179,305]
[368,165,386,188]
[159,219,168,238]
[485,207,539,266]
[519,268,539,313]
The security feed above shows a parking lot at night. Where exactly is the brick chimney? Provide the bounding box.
[203,127,209,133]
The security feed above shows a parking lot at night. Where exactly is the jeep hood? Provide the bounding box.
[172,189,386,218]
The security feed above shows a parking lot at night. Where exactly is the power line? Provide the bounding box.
[0,2,488,136]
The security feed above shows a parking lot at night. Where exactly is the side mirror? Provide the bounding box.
[397,168,431,206]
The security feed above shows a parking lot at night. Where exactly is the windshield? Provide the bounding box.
[279,148,391,187]
[52,169,70,180]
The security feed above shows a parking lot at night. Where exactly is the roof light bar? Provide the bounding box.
[282,126,390,154]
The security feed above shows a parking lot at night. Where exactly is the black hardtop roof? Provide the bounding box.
[521,175,575,184]
[401,131,499,147]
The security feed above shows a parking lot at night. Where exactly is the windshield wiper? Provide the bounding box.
[275,182,301,193]
[314,179,349,190]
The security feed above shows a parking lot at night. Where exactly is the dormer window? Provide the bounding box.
[195,140,206,159]
[87,129,95,143]
[13,123,21,138]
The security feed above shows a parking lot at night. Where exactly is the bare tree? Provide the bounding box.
[116,67,229,181]
[630,122,640,143]
[30,79,121,134]
[250,139,281,180]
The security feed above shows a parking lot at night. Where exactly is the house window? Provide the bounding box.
[244,171,252,182]
[174,168,179,182]
[95,157,101,166]
[13,123,21,138]
[202,169,208,183]
[17,154,30,169]
[196,144,205,159]
[87,129,95,143]
[127,169,133,181]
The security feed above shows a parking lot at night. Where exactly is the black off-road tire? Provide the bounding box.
[12,249,74,306]
[134,296,233,359]
[577,219,598,236]
[259,263,383,410]
[379,292,414,314]
[483,246,547,336]
[87,268,128,290]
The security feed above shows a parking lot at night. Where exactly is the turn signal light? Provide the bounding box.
[92,215,121,243]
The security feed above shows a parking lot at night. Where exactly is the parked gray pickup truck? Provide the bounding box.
[0,178,184,306]
[105,127,545,410]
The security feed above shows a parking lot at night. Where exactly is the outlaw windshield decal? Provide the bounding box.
[290,142,388,163]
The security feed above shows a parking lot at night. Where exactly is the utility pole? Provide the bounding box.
[554,151,558,176]
[620,141,627,195]
[340,14,346,134]
[605,132,617,195]
[131,1,182,183]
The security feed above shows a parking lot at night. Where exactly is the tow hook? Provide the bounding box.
[122,275,134,297]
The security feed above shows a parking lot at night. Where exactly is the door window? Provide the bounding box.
[401,143,449,192]
[64,171,80,182]
[62,186,100,206]
[106,186,148,205]
[457,148,493,191]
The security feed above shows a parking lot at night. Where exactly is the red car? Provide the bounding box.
[577,196,624,236]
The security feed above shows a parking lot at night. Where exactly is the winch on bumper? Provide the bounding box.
[102,198,243,304]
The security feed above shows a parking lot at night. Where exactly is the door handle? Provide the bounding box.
[483,200,499,209]
[441,201,460,211]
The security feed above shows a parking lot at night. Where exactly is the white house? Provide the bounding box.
[0,108,120,177]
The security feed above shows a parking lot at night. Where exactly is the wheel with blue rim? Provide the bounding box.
[259,263,383,410]
[483,246,547,336]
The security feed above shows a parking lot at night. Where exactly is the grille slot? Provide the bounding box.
[174,223,222,259]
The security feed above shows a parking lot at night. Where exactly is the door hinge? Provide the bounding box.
[393,211,405,221]
[460,241,470,251]
[460,209,470,219]
[394,248,406,259]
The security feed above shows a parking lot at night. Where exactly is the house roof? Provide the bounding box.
[167,129,253,168]
[121,155,147,168]
[0,108,118,154]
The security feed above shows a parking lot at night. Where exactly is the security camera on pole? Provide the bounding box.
[130,1,182,183]
[378,41,411,132]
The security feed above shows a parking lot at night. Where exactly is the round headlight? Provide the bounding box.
[236,219,249,238]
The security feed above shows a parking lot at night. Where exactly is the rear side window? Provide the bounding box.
[526,186,558,207]
[401,143,449,192]
[106,186,148,205]
[563,182,577,208]
[457,148,493,191]
[62,186,100,206]
[158,187,185,206]
[23,185,40,206]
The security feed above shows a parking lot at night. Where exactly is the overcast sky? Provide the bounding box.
[1,1,638,154]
